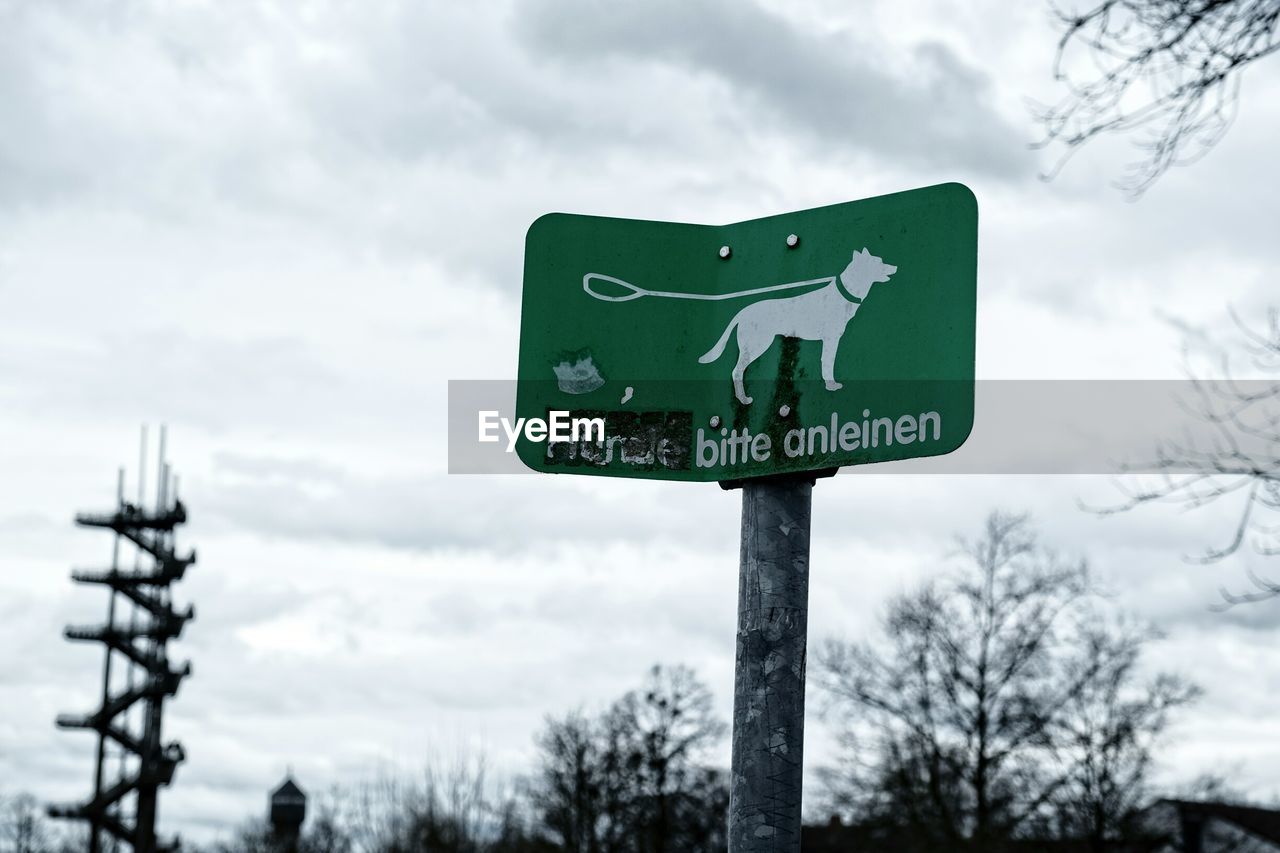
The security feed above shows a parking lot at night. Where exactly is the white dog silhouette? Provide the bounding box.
[699,248,898,405]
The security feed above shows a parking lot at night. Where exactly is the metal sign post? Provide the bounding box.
[725,472,827,850]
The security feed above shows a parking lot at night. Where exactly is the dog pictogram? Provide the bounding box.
[583,248,898,405]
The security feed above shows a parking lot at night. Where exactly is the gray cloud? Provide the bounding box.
[199,450,739,553]
[511,0,1029,177]
[0,331,340,433]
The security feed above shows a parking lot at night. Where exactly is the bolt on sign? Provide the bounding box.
[515,182,977,482]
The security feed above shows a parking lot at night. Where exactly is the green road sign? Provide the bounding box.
[515,182,977,482]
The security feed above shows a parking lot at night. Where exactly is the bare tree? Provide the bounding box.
[530,665,728,853]
[2,794,52,853]
[1098,310,1280,606]
[202,767,541,853]
[815,512,1198,852]
[530,710,623,853]
[0,794,82,853]
[202,787,354,853]
[1039,621,1203,851]
[204,820,286,853]
[302,791,357,853]
[1035,0,1280,195]
[609,665,727,853]
[338,755,536,853]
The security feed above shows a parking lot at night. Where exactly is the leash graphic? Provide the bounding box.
[582,273,835,303]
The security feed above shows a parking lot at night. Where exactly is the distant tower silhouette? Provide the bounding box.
[270,775,307,850]
[48,427,195,853]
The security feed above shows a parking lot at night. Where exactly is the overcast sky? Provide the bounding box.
[3,0,1280,843]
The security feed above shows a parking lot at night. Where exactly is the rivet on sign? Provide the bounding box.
[719,246,732,259]
[709,415,721,428]
[778,404,791,417]
[786,234,799,248]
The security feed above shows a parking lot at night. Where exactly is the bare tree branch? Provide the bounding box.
[1034,0,1280,195]
[1099,309,1280,605]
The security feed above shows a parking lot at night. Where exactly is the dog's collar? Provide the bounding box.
[835,276,864,304]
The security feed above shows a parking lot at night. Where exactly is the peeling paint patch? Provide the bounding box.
[552,354,605,394]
